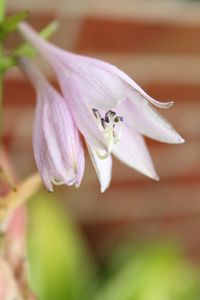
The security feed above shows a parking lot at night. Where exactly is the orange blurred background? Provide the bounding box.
[5,0,200,263]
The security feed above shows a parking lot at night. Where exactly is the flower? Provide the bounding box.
[19,58,85,192]
[18,23,184,192]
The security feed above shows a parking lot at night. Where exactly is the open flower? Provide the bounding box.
[19,23,184,192]
[19,58,85,191]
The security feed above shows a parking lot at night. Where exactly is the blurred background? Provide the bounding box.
[4,0,200,275]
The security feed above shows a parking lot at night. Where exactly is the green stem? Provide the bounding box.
[0,0,5,24]
[0,0,5,147]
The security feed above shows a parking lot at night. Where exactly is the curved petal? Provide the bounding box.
[118,98,184,144]
[87,142,112,192]
[112,124,159,180]
[73,54,174,109]
[19,23,173,110]
[19,23,126,110]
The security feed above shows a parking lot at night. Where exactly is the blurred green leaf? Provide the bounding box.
[0,11,28,40]
[27,191,95,300]
[0,21,59,73]
[94,243,200,300]
[14,20,59,57]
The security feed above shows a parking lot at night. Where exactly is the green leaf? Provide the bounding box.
[27,191,95,300]
[94,243,200,300]
[0,11,29,40]
[14,20,58,57]
[0,21,59,73]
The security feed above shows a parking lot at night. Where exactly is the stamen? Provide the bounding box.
[92,108,123,157]
[93,108,101,120]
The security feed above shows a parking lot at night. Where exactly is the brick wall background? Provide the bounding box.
[5,0,200,263]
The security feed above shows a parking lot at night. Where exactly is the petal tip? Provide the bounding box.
[100,185,108,193]
[148,172,160,181]
[179,137,185,144]
[154,175,160,181]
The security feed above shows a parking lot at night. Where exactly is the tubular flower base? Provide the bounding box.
[18,23,184,192]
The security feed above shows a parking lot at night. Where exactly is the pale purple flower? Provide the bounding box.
[19,58,85,192]
[19,23,184,192]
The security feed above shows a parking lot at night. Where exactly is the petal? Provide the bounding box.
[118,98,184,144]
[42,98,70,177]
[61,59,127,110]
[33,100,53,191]
[19,23,173,110]
[74,138,85,187]
[56,69,108,151]
[87,142,112,192]
[20,58,85,188]
[78,55,174,109]
[19,23,127,110]
[112,124,159,180]
[45,87,81,170]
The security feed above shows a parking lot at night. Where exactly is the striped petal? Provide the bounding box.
[20,58,85,190]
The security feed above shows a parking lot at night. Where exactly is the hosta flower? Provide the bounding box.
[19,23,184,192]
[19,58,84,192]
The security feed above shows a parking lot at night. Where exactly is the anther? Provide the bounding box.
[93,108,101,119]
[92,108,124,155]
[114,116,123,123]
[101,118,106,129]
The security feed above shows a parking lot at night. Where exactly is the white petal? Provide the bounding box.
[112,124,159,180]
[118,98,185,144]
[87,142,112,192]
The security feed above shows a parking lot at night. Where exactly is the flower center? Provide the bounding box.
[92,108,123,158]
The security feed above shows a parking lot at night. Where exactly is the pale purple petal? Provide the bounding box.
[19,23,126,110]
[117,98,184,144]
[33,98,53,191]
[20,58,85,190]
[112,124,159,180]
[56,69,108,152]
[75,55,174,109]
[87,142,112,192]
